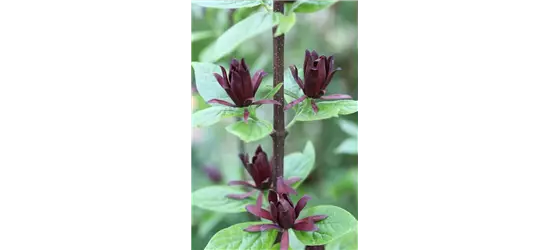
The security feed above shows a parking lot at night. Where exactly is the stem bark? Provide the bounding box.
[271,1,285,190]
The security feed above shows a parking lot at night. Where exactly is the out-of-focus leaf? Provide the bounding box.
[274,12,296,37]
[191,61,232,103]
[192,106,244,128]
[204,222,278,250]
[338,119,358,137]
[285,141,315,188]
[334,138,357,154]
[200,11,273,62]
[226,118,273,143]
[294,205,358,245]
[192,30,215,43]
[292,0,337,13]
[192,0,263,9]
[198,212,225,237]
[191,185,254,213]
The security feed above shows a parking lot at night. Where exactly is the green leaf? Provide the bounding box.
[191,61,231,103]
[292,0,337,13]
[296,100,358,121]
[274,12,296,37]
[262,83,283,99]
[289,229,306,249]
[205,222,278,250]
[338,119,358,137]
[191,30,214,43]
[200,11,273,62]
[326,229,358,250]
[192,0,263,9]
[226,118,273,143]
[233,6,261,24]
[284,141,315,188]
[192,106,244,128]
[294,205,358,245]
[335,138,357,154]
[191,186,254,213]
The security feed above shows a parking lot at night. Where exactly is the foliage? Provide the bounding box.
[191,1,358,249]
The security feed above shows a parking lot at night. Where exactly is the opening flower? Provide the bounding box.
[285,49,352,113]
[207,58,281,122]
[244,190,328,250]
[227,146,300,199]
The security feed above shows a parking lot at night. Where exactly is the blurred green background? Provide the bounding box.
[191,2,357,249]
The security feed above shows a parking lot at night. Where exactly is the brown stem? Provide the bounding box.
[271,1,285,190]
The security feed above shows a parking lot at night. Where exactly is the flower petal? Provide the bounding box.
[270,201,278,223]
[284,177,301,186]
[319,94,352,100]
[323,67,341,89]
[230,69,245,106]
[213,72,229,89]
[245,193,274,221]
[244,224,280,232]
[284,95,307,111]
[226,190,256,200]
[316,57,327,94]
[220,66,229,87]
[252,70,268,96]
[280,230,289,250]
[245,205,273,221]
[207,99,236,107]
[293,220,318,232]
[228,180,256,188]
[327,55,334,72]
[290,65,304,90]
[297,215,328,223]
[311,50,319,61]
[304,50,311,74]
[311,100,319,114]
[294,195,311,218]
[276,177,297,195]
[230,58,239,71]
[268,190,278,204]
[239,153,249,168]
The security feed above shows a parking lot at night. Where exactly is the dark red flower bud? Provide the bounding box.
[247,145,272,189]
[227,148,300,200]
[207,58,280,122]
[285,50,353,113]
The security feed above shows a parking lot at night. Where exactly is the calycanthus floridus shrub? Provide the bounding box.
[191,1,357,249]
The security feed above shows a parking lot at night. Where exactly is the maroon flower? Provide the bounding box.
[208,58,281,122]
[227,146,300,199]
[244,190,328,250]
[285,50,352,113]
